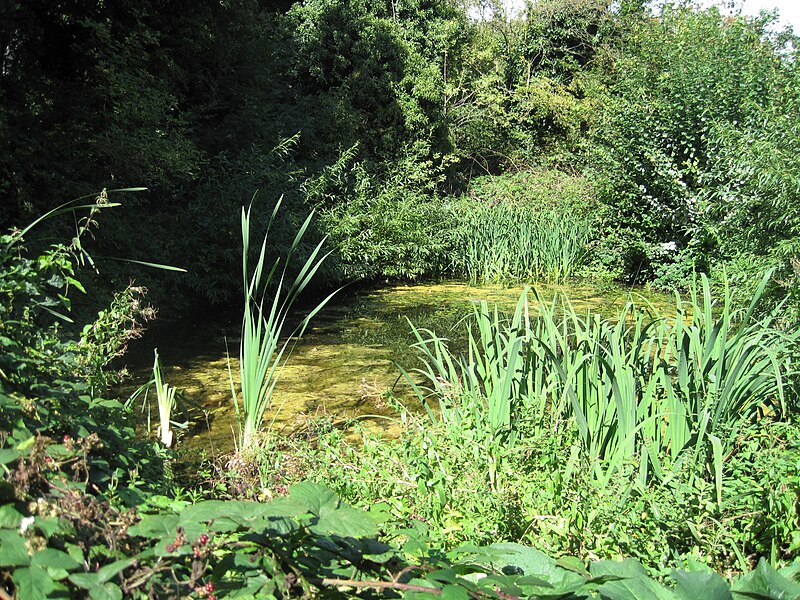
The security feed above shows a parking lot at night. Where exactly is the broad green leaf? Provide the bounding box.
[672,570,732,600]
[428,568,458,584]
[599,576,680,600]
[557,556,591,577]
[287,481,340,514]
[311,503,379,538]
[16,436,35,451]
[0,449,20,465]
[127,514,179,539]
[180,499,275,530]
[89,582,123,600]
[0,504,24,529]
[441,583,469,600]
[360,539,396,564]
[95,558,135,584]
[12,565,55,600]
[479,543,559,577]
[34,516,70,538]
[591,559,650,581]
[0,530,31,566]
[32,548,81,575]
[731,558,800,599]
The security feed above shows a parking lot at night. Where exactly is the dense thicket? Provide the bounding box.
[1,0,799,315]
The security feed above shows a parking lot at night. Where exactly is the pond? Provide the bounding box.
[125,280,670,464]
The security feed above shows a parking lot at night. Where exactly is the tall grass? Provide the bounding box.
[231,198,334,454]
[407,272,797,494]
[405,294,531,488]
[152,348,177,448]
[449,204,591,284]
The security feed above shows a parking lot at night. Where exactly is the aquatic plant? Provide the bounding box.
[232,198,334,454]
[152,348,177,448]
[450,203,591,284]
[406,293,531,489]
[408,272,797,493]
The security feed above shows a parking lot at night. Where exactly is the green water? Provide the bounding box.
[129,280,669,462]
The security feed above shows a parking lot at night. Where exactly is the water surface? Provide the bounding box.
[128,280,668,461]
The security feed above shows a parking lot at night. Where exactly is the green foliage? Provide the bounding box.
[592,6,793,284]
[448,201,592,283]
[271,275,799,572]
[445,8,606,173]
[697,99,800,320]
[449,171,596,284]
[233,199,334,453]
[521,0,615,83]
[316,160,453,281]
[75,284,155,392]
[2,189,800,599]
[5,452,799,599]
[411,273,795,488]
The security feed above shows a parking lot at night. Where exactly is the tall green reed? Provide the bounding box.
[231,198,334,454]
[407,273,797,494]
[405,294,531,488]
[450,204,591,284]
[152,348,177,448]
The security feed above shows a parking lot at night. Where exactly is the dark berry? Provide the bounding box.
[205,582,215,593]
[199,534,209,545]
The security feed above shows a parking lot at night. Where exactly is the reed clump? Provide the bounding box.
[449,203,592,284]
[407,271,797,494]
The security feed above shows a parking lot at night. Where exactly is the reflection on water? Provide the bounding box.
[124,280,669,461]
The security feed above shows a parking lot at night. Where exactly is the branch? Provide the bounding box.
[320,577,522,600]
[319,577,442,594]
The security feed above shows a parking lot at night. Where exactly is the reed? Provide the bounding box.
[450,204,590,284]
[407,272,797,493]
[152,348,177,448]
[231,198,334,454]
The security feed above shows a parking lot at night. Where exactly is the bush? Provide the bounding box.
[591,7,792,285]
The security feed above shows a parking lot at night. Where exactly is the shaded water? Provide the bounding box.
[127,280,669,463]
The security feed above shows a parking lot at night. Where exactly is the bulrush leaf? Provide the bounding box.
[232,196,335,454]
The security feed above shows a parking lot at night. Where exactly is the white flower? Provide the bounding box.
[660,241,677,252]
[20,516,34,533]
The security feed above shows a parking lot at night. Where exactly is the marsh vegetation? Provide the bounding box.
[2,1,800,598]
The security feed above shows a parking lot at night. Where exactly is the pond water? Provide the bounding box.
[125,280,669,463]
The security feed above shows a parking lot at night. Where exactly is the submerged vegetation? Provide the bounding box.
[3,0,800,597]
